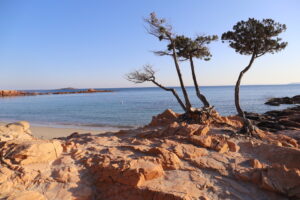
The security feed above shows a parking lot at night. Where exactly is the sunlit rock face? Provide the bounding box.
[0,110,299,200]
[0,121,33,142]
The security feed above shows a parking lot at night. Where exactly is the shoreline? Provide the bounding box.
[0,121,122,139]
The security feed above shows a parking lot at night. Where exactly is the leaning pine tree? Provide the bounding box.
[127,13,219,123]
[144,12,193,113]
[222,18,287,134]
[156,35,218,108]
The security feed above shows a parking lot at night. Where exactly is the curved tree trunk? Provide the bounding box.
[169,39,192,113]
[189,56,210,107]
[235,53,256,117]
[152,80,186,112]
[235,53,256,134]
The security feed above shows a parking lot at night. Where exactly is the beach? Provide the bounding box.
[0,122,111,139]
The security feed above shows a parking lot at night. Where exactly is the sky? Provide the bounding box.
[0,0,299,90]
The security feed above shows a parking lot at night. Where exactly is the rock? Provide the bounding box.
[190,135,229,153]
[148,147,182,170]
[246,143,300,169]
[246,106,300,133]
[52,166,80,183]
[95,156,164,187]
[173,144,208,160]
[163,123,210,137]
[236,165,300,199]
[189,135,212,148]
[13,121,30,131]
[250,159,263,169]
[7,191,46,200]
[0,121,33,141]
[212,138,229,153]
[194,153,228,173]
[261,165,300,198]
[0,167,13,195]
[194,125,210,136]
[216,115,244,128]
[227,140,240,152]
[0,109,298,200]
[149,109,179,127]
[254,128,298,148]
[265,95,300,106]
[0,139,63,165]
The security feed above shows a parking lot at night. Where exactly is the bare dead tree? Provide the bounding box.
[126,65,186,111]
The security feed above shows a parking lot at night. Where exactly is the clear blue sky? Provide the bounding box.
[0,0,299,89]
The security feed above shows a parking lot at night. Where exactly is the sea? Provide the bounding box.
[0,85,299,131]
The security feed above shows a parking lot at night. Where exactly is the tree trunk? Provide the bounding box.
[152,80,186,112]
[235,53,256,118]
[169,39,192,112]
[189,56,210,107]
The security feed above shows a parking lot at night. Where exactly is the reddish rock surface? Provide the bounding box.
[0,109,299,199]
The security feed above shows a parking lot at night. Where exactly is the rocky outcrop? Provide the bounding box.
[0,110,299,200]
[0,139,62,165]
[246,106,300,133]
[0,121,33,141]
[265,95,300,106]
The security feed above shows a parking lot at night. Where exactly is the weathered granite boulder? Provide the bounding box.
[0,139,63,165]
[0,121,33,141]
[149,109,180,127]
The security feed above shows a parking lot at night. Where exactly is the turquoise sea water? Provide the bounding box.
[0,85,299,130]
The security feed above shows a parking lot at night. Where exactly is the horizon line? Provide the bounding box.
[8,82,300,91]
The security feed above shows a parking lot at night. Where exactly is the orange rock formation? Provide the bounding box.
[0,109,299,199]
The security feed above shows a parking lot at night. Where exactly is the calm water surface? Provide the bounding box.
[0,85,299,130]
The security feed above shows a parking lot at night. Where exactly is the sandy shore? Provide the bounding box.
[0,122,113,139]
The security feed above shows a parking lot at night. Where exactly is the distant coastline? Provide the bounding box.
[0,88,113,97]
